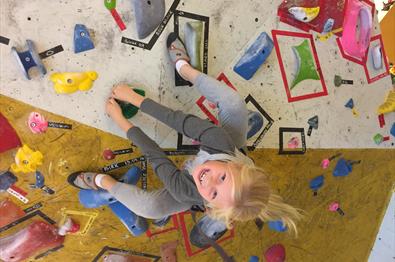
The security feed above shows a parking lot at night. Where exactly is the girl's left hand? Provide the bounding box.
[106,98,123,121]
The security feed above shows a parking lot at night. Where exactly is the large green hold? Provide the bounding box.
[291,39,320,89]
[116,88,145,119]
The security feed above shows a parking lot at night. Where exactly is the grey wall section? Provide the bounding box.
[0,0,394,148]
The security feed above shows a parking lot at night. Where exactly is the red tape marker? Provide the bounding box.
[378,114,385,128]
[110,9,126,31]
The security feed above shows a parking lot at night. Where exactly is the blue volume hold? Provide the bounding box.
[108,201,148,236]
[233,32,274,80]
[74,24,94,54]
[390,122,395,138]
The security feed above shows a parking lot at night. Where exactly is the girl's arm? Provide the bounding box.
[106,97,203,204]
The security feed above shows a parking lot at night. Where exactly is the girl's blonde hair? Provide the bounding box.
[205,151,303,235]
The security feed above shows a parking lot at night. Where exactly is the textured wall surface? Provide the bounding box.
[0,95,394,262]
[1,0,394,149]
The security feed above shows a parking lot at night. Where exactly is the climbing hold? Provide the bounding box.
[329,202,345,216]
[160,240,178,262]
[133,0,165,39]
[233,32,274,80]
[102,148,133,160]
[189,215,228,248]
[11,39,47,80]
[0,198,25,227]
[264,244,286,262]
[307,115,318,136]
[333,158,360,177]
[247,110,264,139]
[321,18,335,34]
[345,98,354,109]
[291,39,320,89]
[104,0,116,9]
[268,220,287,232]
[0,112,22,153]
[249,256,259,262]
[0,171,17,191]
[334,75,353,87]
[184,21,203,71]
[340,0,372,60]
[371,44,383,70]
[373,133,390,145]
[30,171,55,194]
[377,90,395,115]
[50,71,98,94]
[58,217,80,235]
[288,6,320,23]
[309,175,324,196]
[28,112,48,134]
[153,215,172,227]
[74,24,95,53]
[321,153,342,169]
[11,144,44,173]
[254,218,264,231]
[117,88,145,119]
[391,123,395,137]
[287,137,299,149]
[109,201,148,236]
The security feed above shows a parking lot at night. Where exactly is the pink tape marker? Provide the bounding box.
[340,0,372,60]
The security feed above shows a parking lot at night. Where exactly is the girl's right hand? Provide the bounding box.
[111,83,145,107]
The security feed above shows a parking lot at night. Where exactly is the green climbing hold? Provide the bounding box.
[291,39,320,89]
[104,0,116,10]
[373,133,383,145]
[116,88,145,119]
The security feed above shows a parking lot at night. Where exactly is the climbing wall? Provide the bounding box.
[1,0,395,261]
[1,0,394,150]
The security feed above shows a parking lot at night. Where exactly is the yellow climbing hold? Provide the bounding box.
[50,71,98,94]
[288,6,320,23]
[377,90,395,115]
[11,144,44,173]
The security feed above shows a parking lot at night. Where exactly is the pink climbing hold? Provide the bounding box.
[287,137,299,149]
[321,159,330,169]
[28,112,48,134]
[329,202,339,212]
[264,243,286,262]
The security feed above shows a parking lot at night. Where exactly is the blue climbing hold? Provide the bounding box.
[34,171,45,188]
[189,215,228,248]
[0,171,17,191]
[249,256,259,262]
[74,24,94,54]
[333,158,352,177]
[268,220,287,232]
[309,175,324,192]
[247,110,264,139]
[345,99,354,109]
[108,201,148,236]
[233,32,274,80]
[390,122,395,137]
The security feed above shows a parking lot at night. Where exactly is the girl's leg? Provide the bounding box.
[180,64,248,148]
[106,181,191,219]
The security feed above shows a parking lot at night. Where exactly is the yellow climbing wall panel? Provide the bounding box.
[0,95,394,262]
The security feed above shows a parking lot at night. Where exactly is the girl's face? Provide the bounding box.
[192,160,236,208]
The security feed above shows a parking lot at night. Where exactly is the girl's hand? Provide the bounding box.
[106,98,123,121]
[112,83,145,107]
[106,98,133,132]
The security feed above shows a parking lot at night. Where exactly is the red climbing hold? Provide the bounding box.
[264,244,286,262]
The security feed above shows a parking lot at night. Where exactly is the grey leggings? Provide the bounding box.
[109,73,248,219]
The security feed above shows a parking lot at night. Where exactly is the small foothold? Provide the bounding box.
[268,220,287,232]
[247,110,264,139]
[321,159,330,169]
[309,175,324,195]
[373,133,384,145]
[345,98,354,109]
[329,202,345,216]
[103,149,115,160]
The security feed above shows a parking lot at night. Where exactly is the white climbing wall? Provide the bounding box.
[0,0,394,149]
